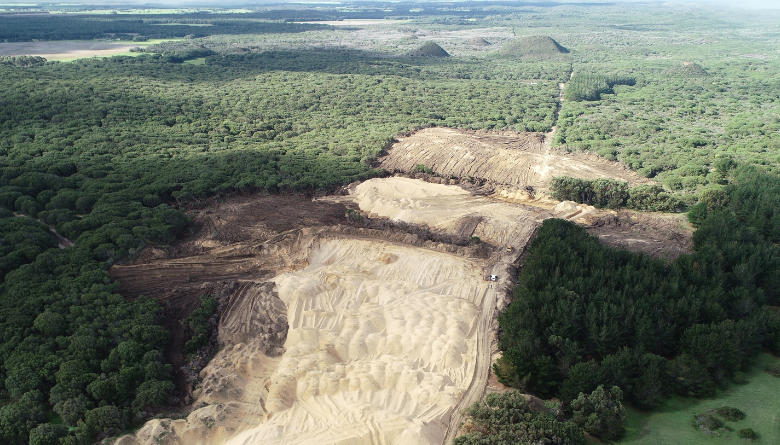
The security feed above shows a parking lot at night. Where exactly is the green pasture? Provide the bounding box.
[617,354,780,444]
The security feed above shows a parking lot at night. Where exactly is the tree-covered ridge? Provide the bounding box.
[555,61,780,194]
[496,164,780,411]
[550,177,681,212]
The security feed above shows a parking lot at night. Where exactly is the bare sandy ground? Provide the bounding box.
[114,178,690,445]
[115,179,546,445]
[340,177,545,248]
[380,127,652,191]
[0,41,137,60]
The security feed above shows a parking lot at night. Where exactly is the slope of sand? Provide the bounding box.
[225,239,489,445]
[117,178,546,445]
[345,177,544,248]
[380,127,651,190]
[119,236,492,445]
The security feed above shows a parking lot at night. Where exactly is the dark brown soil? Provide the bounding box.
[586,210,693,259]
[111,194,349,397]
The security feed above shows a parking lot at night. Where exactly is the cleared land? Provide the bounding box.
[379,128,652,194]
[114,179,541,445]
[0,40,138,60]
[113,174,690,445]
[0,38,180,61]
[111,129,690,445]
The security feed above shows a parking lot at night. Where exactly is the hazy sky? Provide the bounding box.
[4,0,779,10]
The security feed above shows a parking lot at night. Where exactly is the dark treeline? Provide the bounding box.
[0,15,329,42]
[0,56,47,67]
[550,176,682,212]
[496,164,780,412]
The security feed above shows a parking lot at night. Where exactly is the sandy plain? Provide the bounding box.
[0,40,140,60]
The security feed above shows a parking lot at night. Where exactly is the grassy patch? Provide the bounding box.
[183,57,206,65]
[617,353,780,444]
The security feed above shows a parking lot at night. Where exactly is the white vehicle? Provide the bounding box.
[489,275,498,281]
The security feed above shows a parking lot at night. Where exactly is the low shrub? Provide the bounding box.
[739,428,758,440]
[714,406,746,421]
[693,412,724,436]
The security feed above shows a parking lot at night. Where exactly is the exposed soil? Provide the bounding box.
[112,131,693,445]
[111,195,350,397]
[586,210,694,260]
[0,40,139,60]
[379,127,652,193]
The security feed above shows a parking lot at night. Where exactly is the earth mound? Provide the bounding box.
[409,41,450,57]
[469,37,491,47]
[500,35,569,58]
[665,61,708,77]
[379,127,651,193]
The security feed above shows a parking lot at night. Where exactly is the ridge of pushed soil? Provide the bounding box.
[379,127,652,193]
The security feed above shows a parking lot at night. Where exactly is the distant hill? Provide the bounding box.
[665,61,709,77]
[409,41,450,57]
[470,37,491,47]
[500,35,569,59]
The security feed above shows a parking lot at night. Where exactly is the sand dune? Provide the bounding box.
[119,236,492,445]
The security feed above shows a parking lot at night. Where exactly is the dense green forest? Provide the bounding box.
[550,176,681,212]
[1,2,780,443]
[496,164,780,424]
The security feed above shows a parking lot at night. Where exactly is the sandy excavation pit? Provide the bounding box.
[120,239,494,445]
[117,178,547,445]
[115,129,693,445]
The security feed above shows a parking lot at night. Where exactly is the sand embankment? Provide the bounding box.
[380,127,651,191]
[345,177,544,248]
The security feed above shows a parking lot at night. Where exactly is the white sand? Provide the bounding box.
[119,236,492,445]
[118,178,551,445]
[224,239,488,444]
[349,177,543,248]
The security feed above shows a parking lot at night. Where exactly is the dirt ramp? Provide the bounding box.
[219,282,288,355]
[380,127,651,191]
